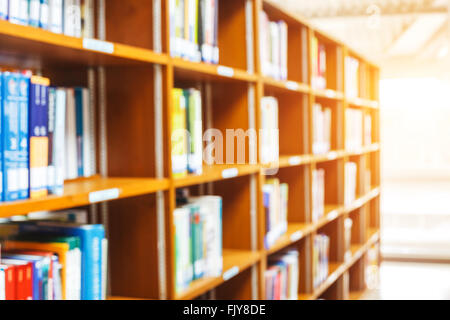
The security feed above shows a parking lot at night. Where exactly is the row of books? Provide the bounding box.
[259,11,288,81]
[171,88,203,177]
[365,243,379,290]
[0,0,93,38]
[169,0,219,64]
[265,250,298,300]
[311,36,327,90]
[312,103,331,155]
[345,108,363,151]
[263,178,288,249]
[0,71,96,202]
[312,169,325,222]
[345,162,357,206]
[174,192,222,293]
[260,96,279,164]
[313,234,329,288]
[345,56,360,99]
[0,210,106,300]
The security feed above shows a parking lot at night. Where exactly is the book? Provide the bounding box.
[263,179,288,248]
[345,162,357,205]
[313,234,330,288]
[64,88,78,180]
[49,0,63,34]
[174,207,192,292]
[17,72,30,201]
[9,0,29,25]
[39,0,50,29]
[18,222,105,300]
[345,56,360,99]
[29,76,50,199]
[29,0,41,27]
[0,264,15,300]
[74,88,84,177]
[81,0,94,38]
[260,97,279,164]
[81,88,95,177]
[48,88,66,194]
[0,0,8,20]
[312,103,331,155]
[171,88,188,177]
[64,0,82,37]
[0,72,3,202]
[1,258,33,300]
[312,36,327,89]
[265,250,298,300]
[259,12,288,80]
[185,88,202,174]
[312,169,325,222]
[3,237,81,300]
[1,72,29,202]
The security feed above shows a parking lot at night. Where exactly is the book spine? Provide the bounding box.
[52,88,66,194]
[17,74,30,200]
[101,238,108,300]
[0,268,4,300]
[81,0,94,38]
[64,0,82,37]
[0,72,3,202]
[81,88,93,177]
[187,89,202,174]
[2,73,22,201]
[0,0,8,20]
[29,0,41,27]
[47,88,56,193]
[39,0,49,29]
[4,266,15,300]
[74,88,84,177]
[171,89,188,178]
[49,0,63,33]
[64,88,78,180]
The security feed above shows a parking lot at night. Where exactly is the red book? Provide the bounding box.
[2,260,33,300]
[0,264,16,300]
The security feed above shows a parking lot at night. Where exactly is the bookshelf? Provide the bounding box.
[0,0,380,300]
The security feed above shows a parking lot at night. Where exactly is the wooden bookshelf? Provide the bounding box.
[0,0,380,300]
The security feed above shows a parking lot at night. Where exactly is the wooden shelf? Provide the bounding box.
[312,88,345,100]
[175,249,261,300]
[173,164,261,188]
[172,58,258,83]
[0,177,169,218]
[266,223,314,255]
[0,20,168,69]
[263,77,310,94]
[347,97,379,109]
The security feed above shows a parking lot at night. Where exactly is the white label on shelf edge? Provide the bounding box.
[89,188,120,203]
[223,266,240,281]
[327,152,338,160]
[217,66,234,77]
[290,231,303,242]
[222,168,239,179]
[289,156,302,166]
[286,81,299,91]
[325,89,335,98]
[83,38,115,54]
[327,210,339,221]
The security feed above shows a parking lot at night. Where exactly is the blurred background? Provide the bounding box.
[270,0,450,299]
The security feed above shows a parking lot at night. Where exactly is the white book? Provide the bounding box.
[101,238,108,300]
[82,88,95,177]
[0,268,4,300]
[279,21,288,80]
[189,196,223,278]
[29,0,41,26]
[345,162,357,205]
[174,207,192,291]
[65,247,82,300]
[0,0,8,20]
[65,88,78,180]
[260,97,279,164]
[49,0,63,33]
[64,0,81,37]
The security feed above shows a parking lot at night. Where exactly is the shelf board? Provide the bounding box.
[266,223,314,255]
[347,97,379,109]
[344,187,380,214]
[264,151,347,171]
[345,143,380,157]
[0,20,168,69]
[312,88,344,100]
[107,296,152,300]
[173,164,260,188]
[175,249,261,300]
[0,177,170,218]
[172,58,257,82]
[263,77,310,94]
[349,290,366,300]
[315,205,344,230]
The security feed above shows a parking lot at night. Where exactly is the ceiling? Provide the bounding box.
[267,0,450,76]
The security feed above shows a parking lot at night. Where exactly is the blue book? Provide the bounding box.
[74,88,84,177]
[0,71,3,202]
[2,72,24,201]
[19,222,105,300]
[0,0,8,20]
[2,253,51,300]
[17,73,30,200]
[28,76,49,199]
